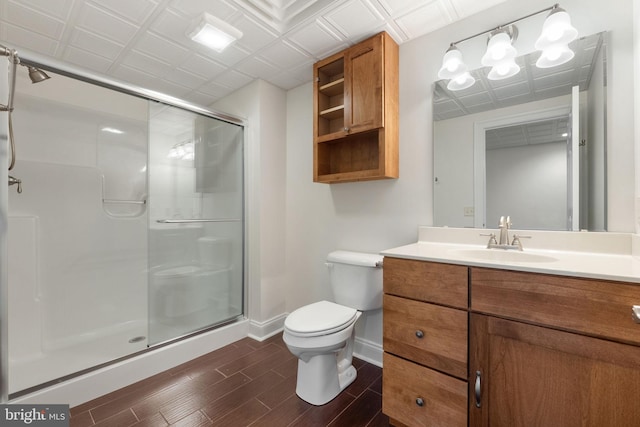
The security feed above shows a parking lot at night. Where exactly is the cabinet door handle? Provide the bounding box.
[474,371,482,408]
[415,397,424,407]
[632,305,640,324]
[343,127,349,132]
[415,330,424,339]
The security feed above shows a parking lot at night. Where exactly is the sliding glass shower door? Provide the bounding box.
[147,103,244,345]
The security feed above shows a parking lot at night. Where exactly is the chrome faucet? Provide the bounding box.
[483,215,530,251]
[498,215,511,245]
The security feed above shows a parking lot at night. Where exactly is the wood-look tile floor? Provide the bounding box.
[70,333,389,427]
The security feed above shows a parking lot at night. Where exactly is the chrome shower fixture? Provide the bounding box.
[1,43,51,193]
[27,66,50,84]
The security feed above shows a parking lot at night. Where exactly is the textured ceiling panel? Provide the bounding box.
[0,0,508,107]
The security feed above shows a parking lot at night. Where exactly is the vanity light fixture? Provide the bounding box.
[188,12,243,53]
[481,27,520,80]
[535,5,578,68]
[437,3,577,90]
[437,44,476,90]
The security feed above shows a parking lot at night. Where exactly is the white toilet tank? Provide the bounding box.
[326,250,383,311]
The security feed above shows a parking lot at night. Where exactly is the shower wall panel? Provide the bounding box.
[7,73,149,393]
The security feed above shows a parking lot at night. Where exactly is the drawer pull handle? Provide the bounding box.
[632,306,640,324]
[415,330,424,339]
[415,397,424,407]
[475,371,482,408]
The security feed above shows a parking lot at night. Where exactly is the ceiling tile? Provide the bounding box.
[63,46,113,73]
[232,14,278,53]
[181,54,227,79]
[7,0,74,20]
[286,21,347,58]
[136,32,191,66]
[77,3,139,45]
[121,50,173,78]
[87,0,159,24]
[0,0,506,106]
[0,23,59,55]
[168,0,238,20]
[256,40,312,69]
[6,1,66,40]
[323,0,385,40]
[213,70,254,89]
[164,68,208,88]
[69,29,124,61]
[394,1,451,39]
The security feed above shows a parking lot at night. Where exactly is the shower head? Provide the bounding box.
[27,66,50,83]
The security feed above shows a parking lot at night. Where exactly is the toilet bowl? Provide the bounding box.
[283,251,383,405]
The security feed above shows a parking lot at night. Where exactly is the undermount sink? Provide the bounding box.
[451,249,558,263]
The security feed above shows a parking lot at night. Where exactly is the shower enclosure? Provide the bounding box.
[5,67,244,396]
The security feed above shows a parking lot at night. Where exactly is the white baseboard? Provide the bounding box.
[353,336,383,367]
[12,319,249,407]
[247,313,288,341]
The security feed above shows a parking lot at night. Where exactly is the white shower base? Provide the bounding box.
[10,320,148,394]
[11,319,249,406]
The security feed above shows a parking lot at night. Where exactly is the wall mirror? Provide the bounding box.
[433,32,607,231]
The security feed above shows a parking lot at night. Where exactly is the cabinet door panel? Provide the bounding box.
[384,294,467,378]
[383,353,467,427]
[345,35,382,133]
[470,314,640,427]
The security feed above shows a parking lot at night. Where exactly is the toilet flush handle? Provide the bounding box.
[325,262,334,269]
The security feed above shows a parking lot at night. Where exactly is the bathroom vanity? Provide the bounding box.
[381,227,640,427]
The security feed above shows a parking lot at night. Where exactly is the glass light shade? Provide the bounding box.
[481,32,517,66]
[487,59,520,80]
[438,46,467,79]
[535,9,578,50]
[536,44,575,68]
[188,13,243,53]
[447,72,476,91]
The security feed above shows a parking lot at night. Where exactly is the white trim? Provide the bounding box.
[353,336,383,367]
[11,320,249,407]
[247,313,288,341]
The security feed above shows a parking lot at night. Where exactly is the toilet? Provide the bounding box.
[283,250,383,405]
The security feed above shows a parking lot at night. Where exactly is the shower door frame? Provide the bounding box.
[0,54,249,402]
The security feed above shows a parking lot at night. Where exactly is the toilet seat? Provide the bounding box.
[285,301,358,337]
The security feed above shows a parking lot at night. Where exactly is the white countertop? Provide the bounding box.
[381,227,640,284]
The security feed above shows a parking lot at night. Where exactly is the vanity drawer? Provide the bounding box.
[383,257,468,309]
[383,352,467,427]
[383,294,467,379]
[471,267,640,346]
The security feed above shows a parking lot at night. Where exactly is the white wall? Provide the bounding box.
[213,79,288,338]
[282,0,636,365]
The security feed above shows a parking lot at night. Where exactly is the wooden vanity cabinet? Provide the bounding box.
[383,259,640,426]
[469,267,640,427]
[313,31,398,183]
[382,257,469,427]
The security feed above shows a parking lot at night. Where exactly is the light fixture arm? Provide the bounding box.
[449,3,560,47]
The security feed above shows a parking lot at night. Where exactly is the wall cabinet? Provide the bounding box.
[382,258,640,427]
[313,31,398,183]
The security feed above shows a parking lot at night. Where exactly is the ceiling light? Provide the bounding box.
[188,13,242,53]
[535,6,578,49]
[535,6,578,68]
[481,28,518,67]
[437,4,578,87]
[438,45,468,79]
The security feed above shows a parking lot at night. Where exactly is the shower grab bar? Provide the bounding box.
[156,219,241,224]
[103,199,147,205]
